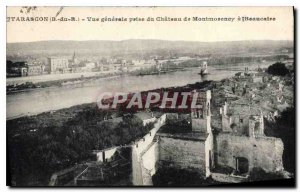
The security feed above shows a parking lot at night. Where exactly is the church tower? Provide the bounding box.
[73,51,76,61]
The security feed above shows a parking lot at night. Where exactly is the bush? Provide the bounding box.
[266,62,289,76]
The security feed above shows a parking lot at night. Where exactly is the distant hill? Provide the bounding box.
[6,39,293,58]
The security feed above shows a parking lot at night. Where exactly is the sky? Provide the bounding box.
[6,6,294,43]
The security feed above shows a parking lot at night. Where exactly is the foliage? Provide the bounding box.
[264,107,295,174]
[7,106,153,186]
[266,62,290,76]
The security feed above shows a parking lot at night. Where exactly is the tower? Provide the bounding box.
[190,90,211,133]
[190,89,214,177]
[72,51,76,61]
[71,51,78,65]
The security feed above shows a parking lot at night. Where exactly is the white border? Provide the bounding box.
[1,0,298,192]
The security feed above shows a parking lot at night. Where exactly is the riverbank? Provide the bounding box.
[6,70,116,85]
[6,71,121,95]
[6,67,189,95]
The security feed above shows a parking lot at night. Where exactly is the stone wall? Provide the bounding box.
[192,116,211,133]
[205,133,214,177]
[140,142,159,185]
[131,114,166,185]
[131,145,143,185]
[221,114,232,132]
[216,133,284,173]
[158,136,206,175]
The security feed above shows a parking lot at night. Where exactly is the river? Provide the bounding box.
[6,63,271,119]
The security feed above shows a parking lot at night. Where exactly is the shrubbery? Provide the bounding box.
[266,62,290,76]
[7,107,153,186]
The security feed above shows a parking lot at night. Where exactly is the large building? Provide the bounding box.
[27,60,45,76]
[27,64,44,76]
[47,57,69,74]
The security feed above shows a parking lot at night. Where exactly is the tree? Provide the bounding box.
[264,107,295,174]
[266,62,290,76]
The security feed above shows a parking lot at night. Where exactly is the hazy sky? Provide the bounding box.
[6,6,294,43]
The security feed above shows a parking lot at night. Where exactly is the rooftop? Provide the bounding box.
[156,132,209,141]
[227,103,261,116]
[134,112,155,121]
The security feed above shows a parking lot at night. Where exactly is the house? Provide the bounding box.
[134,112,157,126]
[92,146,119,163]
[98,116,123,129]
[234,87,246,97]
[220,102,264,137]
[132,59,146,66]
[235,72,245,78]
[27,64,44,76]
[251,76,263,83]
[79,62,96,72]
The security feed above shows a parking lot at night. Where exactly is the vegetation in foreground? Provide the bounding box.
[7,105,152,186]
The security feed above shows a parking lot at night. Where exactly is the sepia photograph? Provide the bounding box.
[6,6,295,187]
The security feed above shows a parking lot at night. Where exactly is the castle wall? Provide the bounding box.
[132,146,143,185]
[158,136,206,175]
[140,142,159,185]
[216,133,284,173]
[205,133,214,177]
[132,114,166,155]
[132,114,166,185]
[221,115,232,132]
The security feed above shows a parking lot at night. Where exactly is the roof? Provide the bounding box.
[134,112,155,121]
[47,57,68,60]
[156,132,209,141]
[105,117,123,124]
[227,103,261,116]
[99,117,123,128]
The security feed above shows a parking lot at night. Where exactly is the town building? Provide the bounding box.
[134,112,157,126]
[220,102,264,137]
[27,60,45,76]
[132,60,146,66]
[47,57,69,74]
